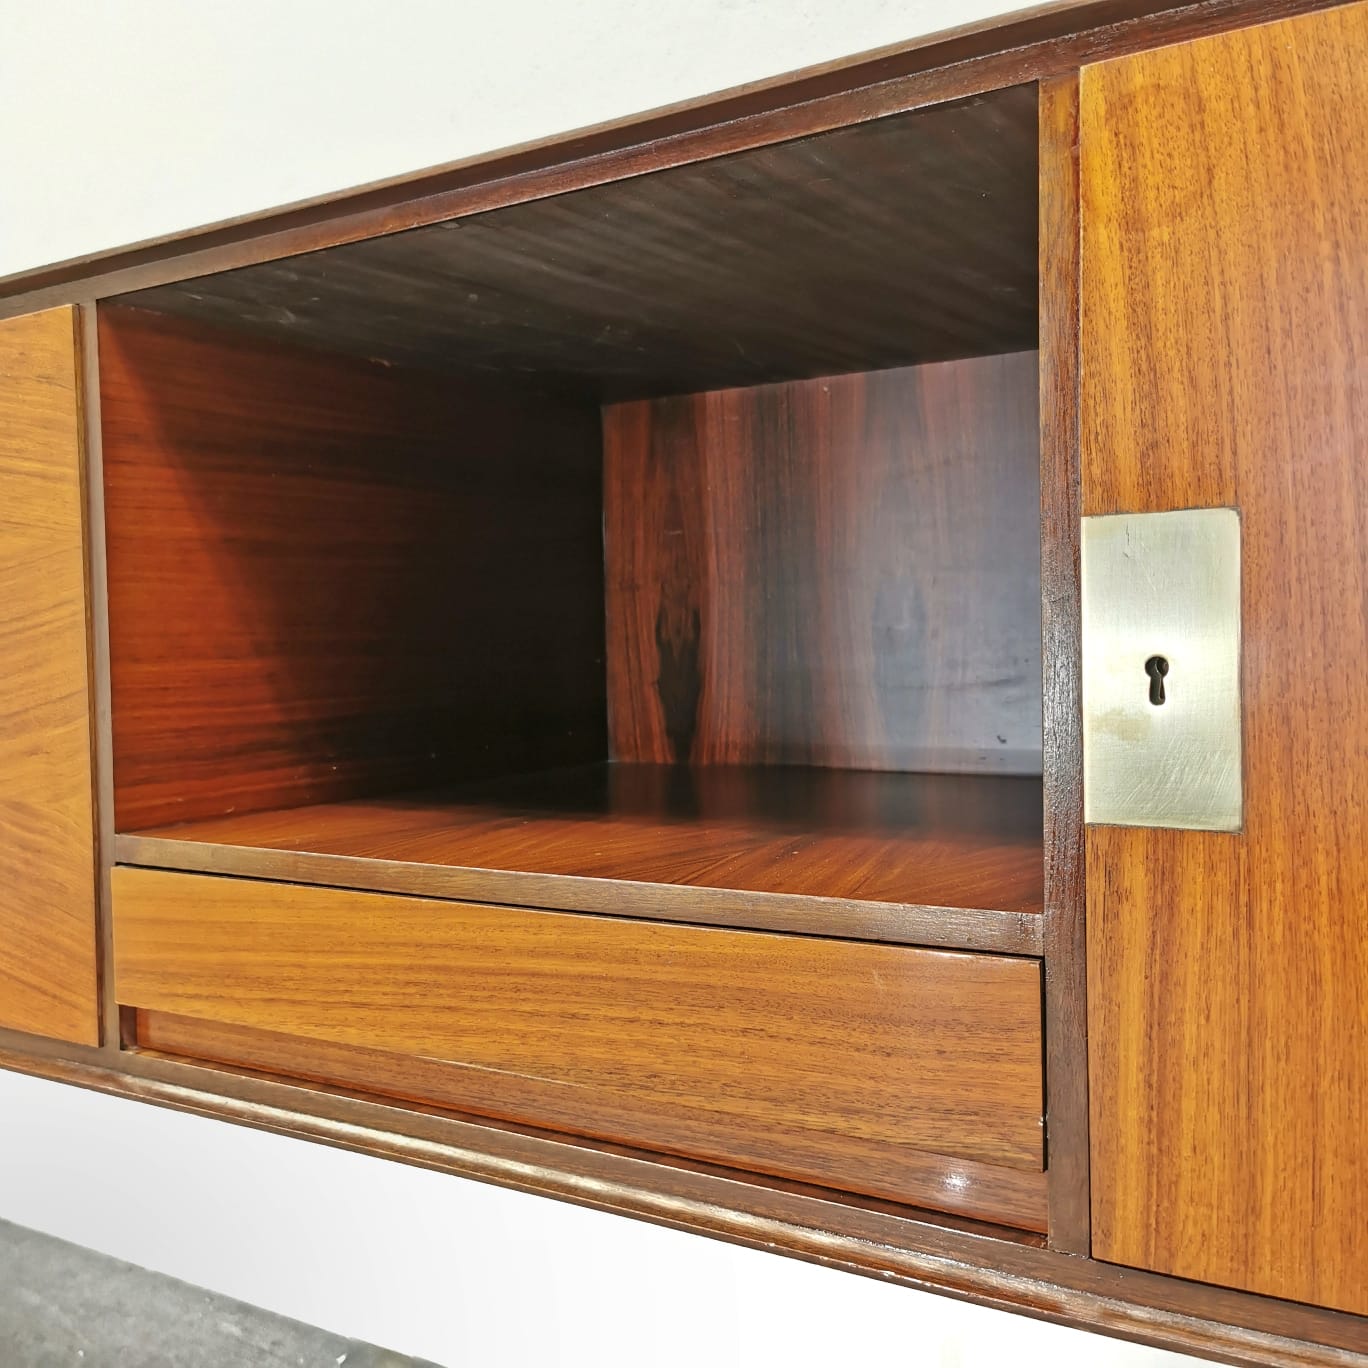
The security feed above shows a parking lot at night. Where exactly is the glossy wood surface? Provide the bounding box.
[112,867,1046,1213]
[1081,2,1368,1314]
[117,765,1044,953]
[0,307,100,1045]
[99,306,606,831]
[1036,75,1090,1255]
[133,1009,1048,1233]
[119,88,1038,398]
[605,355,1042,774]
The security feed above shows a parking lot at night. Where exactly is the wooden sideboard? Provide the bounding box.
[1,2,1365,1362]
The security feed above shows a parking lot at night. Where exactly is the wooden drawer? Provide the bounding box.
[112,867,1045,1228]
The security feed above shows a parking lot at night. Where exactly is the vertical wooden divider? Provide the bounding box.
[1038,73,1089,1255]
[77,301,122,1055]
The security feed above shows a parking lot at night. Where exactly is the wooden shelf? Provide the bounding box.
[116,764,1043,954]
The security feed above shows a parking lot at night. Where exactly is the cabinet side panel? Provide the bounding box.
[604,355,1042,774]
[1081,4,1368,1312]
[0,307,100,1045]
[100,306,607,830]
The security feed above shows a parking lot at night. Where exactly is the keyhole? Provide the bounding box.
[1145,654,1169,706]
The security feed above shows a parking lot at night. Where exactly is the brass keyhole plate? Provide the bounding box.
[1081,507,1242,831]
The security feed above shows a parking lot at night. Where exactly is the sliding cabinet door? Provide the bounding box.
[0,307,99,1045]
[1081,3,1368,1314]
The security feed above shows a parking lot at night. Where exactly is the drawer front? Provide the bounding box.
[113,867,1045,1226]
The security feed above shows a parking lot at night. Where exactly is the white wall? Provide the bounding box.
[7,0,1020,277]
[0,3,1198,1363]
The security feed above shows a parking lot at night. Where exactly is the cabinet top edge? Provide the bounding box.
[0,0,1351,319]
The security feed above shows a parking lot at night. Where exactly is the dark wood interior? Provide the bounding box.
[102,314,1045,922]
[100,82,1045,936]
[100,305,607,831]
[114,85,1038,399]
[606,354,1041,773]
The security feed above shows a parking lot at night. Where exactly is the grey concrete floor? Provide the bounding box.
[0,1220,441,1368]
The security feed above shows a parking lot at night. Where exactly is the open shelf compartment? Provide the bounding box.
[102,82,1044,953]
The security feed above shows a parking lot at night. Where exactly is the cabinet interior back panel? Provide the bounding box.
[605,352,1043,775]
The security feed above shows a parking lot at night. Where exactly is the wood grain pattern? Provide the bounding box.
[133,1008,1048,1232]
[116,765,1044,951]
[99,305,606,830]
[1037,76,1090,1254]
[0,307,99,1045]
[120,88,1039,398]
[1081,3,1368,1313]
[605,356,1043,774]
[112,867,1046,1216]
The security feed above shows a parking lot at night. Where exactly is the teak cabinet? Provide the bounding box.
[1,3,1365,1362]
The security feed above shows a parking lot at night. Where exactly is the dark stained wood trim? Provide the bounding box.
[1037,77,1090,1255]
[112,837,1045,956]
[0,0,1351,321]
[74,303,120,1057]
[0,1036,1364,1366]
